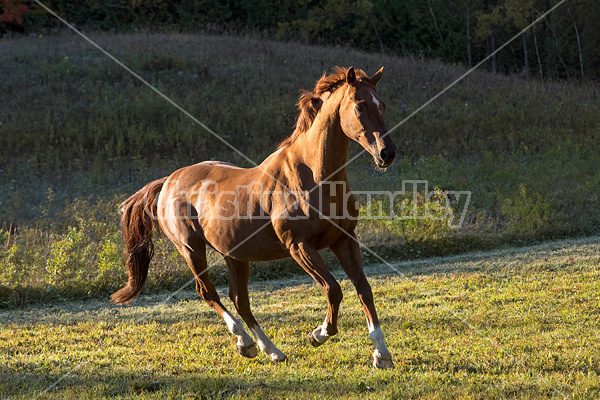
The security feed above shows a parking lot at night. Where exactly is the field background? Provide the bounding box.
[2,1,600,398]
[1,32,599,306]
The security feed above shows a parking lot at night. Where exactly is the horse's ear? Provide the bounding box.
[370,66,384,86]
[346,67,357,86]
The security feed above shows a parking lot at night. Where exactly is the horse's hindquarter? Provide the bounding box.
[157,161,289,261]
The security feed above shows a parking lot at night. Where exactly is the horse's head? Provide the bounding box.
[339,67,396,169]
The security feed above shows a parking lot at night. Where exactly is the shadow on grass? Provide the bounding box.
[0,357,570,399]
[0,367,319,399]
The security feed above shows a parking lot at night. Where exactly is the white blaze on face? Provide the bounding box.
[371,93,383,116]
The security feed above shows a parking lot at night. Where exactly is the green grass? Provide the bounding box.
[1,237,599,399]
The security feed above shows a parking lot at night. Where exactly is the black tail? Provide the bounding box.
[111,177,167,304]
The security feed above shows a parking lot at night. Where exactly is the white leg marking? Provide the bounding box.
[222,312,254,347]
[250,326,287,362]
[369,326,390,356]
[368,324,393,369]
[311,324,330,344]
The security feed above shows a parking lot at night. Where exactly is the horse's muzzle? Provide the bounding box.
[372,138,396,168]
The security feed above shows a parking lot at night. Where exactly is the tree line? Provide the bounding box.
[1,0,598,80]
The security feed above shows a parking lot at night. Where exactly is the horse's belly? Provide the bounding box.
[201,218,290,261]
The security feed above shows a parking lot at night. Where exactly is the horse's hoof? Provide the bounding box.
[307,331,323,348]
[237,343,259,359]
[373,352,394,369]
[270,353,288,364]
[308,326,331,347]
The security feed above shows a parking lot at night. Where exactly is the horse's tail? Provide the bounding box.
[111,177,168,304]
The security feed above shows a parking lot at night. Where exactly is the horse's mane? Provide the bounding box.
[277,66,372,150]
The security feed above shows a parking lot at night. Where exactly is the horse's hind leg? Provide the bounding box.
[224,256,287,363]
[176,243,257,359]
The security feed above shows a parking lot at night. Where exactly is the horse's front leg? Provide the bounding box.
[289,241,343,347]
[331,235,394,369]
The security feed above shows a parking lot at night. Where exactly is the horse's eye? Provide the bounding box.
[356,103,365,113]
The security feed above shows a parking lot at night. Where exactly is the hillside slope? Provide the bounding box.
[1,33,599,231]
[1,33,599,305]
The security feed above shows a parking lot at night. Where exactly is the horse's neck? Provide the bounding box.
[290,90,349,183]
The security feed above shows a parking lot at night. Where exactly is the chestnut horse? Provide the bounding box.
[112,67,397,368]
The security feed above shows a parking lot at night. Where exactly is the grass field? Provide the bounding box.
[2,237,599,399]
[2,31,600,398]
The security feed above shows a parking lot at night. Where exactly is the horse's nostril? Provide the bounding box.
[380,148,389,161]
